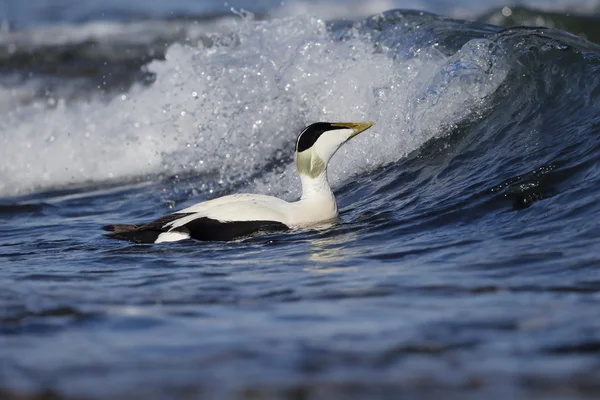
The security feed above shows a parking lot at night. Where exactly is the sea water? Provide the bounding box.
[1,1,600,399]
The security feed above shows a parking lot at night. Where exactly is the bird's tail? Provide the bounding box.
[102,224,140,233]
[102,224,162,243]
[102,214,192,244]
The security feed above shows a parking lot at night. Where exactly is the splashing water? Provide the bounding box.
[0,15,506,198]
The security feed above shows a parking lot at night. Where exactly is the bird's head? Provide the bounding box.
[295,121,374,178]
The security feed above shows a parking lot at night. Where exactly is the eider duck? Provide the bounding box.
[103,121,374,243]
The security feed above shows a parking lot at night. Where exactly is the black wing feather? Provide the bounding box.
[174,217,290,241]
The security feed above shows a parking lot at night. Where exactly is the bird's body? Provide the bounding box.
[103,121,374,243]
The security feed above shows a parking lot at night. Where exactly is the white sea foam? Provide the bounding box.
[252,36,509,199]
[0,15,507,197]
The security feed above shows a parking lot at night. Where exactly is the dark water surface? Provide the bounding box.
[1,1,600,399]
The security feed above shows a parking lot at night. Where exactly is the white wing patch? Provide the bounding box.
[176,194,286,214]
[167,194,292,230]
[155,231,190,243]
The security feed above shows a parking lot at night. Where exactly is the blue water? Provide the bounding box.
[2,1,600,399]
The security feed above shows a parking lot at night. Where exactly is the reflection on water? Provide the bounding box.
[304,229,361,273]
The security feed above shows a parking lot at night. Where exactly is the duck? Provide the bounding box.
[102,121,374,243]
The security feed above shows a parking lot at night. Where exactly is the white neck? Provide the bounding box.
[285,171,338,226]
[300,171,334,201]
